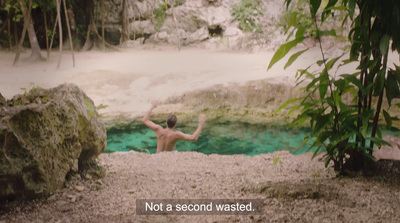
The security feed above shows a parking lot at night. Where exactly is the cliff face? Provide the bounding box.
[96,0,284,49]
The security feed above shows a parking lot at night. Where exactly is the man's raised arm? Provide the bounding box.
[142,100,161,131]
[177,114,206,141]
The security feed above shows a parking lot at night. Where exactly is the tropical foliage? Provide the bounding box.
[231,0,264,33]
[270,0,400,175]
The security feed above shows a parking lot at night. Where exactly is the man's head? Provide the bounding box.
[166,114,177,128]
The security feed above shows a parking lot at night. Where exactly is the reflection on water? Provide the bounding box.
[106,123,400,156]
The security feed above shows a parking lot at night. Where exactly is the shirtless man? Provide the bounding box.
[142,100,206,153]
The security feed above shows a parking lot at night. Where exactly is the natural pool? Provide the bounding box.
[106,122,400,156]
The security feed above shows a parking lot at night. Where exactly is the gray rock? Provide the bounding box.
[147,31,170,43]
[224,26,243,37]
[186,27,209,44]
[131,0,156,20]
[0,84,106,201]
[130,20,157,36]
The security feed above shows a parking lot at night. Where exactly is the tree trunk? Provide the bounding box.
[101,0,105,51]
[42,0,50,60]
[19,0,45,61]
[13,0,30,65]
[120,0,130,44]
[49,12,59,58]
[56,0,63,69]
[63,0,75,67]
[82,18,119,51]
[82,0,118,51]
[7,16,12,50]
[169,0,181,50]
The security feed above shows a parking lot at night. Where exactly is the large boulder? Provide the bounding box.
[0,84,107,201]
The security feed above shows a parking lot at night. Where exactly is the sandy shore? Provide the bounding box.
[0,47,334,118]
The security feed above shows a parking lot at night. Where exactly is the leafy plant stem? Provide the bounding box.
[370,49,389,149]
[313,15,339,132]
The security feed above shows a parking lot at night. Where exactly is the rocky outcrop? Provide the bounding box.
[95,0,284,49]
[0,84,107,201]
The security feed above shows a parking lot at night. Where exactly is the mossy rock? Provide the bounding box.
[0,84,106,202]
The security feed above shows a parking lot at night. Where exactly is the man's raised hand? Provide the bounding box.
[198,114,206,125]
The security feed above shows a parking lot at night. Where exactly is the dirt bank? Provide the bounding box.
[1,151,399,222]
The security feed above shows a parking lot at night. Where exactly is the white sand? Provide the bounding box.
[0,47,329,118]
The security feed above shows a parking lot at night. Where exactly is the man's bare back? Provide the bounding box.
[142,100,206,153]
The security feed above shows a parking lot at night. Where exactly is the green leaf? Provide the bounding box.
[394,65,400,82]
[361,109,374,138]
[348,0,356,18]
[296,67,314,79]
[319,72,329,99]
[284,48,309,69]
[368,137,391,148]
[374,69,385,96]
[288,104,302,115]
[383,110,392,128]
[325,56,343,70]
[321,0,339,22]
[317,60,325,66]
[275,97,302,114]
[285,0,292,9]
[291,113,310,127]
[324,155,331,167]
[379,34,391,55]
[342,74,363,92]
[310,0,322,17]
[268,37,306,70]
[334,79,346,92]
[318,29,337,38]
[295,26,307,39]
[319,84,328,100]
[312,146,322,159]
[315,114,331,132]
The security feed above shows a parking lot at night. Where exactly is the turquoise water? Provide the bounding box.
[106,123,317,155]
[106,123,400,155]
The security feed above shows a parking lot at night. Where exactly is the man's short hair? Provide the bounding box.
[167,115,177,128]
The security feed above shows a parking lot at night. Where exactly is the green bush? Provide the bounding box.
[270,0,400,175]
[231,0,264,33]
[153,2,169,29]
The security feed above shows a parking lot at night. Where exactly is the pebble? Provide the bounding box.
[56,200,67,206]
[74,185,85,192]
[127,189,136,194]
[96,179,103,185]
[85,174,92,180]
[67,195,77,202]
[47,195,57,201]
